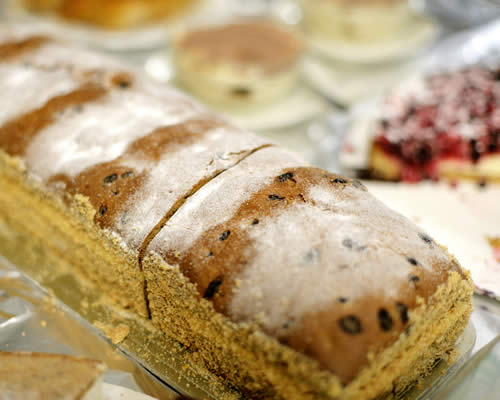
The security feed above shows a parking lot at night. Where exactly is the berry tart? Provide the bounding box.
[370,67,500,183]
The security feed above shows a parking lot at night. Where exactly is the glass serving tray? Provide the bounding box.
[0,256,239,400]
[0,254,475,400]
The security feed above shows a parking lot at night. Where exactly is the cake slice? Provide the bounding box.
[0,352,106,400]
[369,67,500,183]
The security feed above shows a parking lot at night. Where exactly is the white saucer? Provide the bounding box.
[307,15,439,65]
[144,51,330,132]
[223,85,329,132]
[303,55,417,106]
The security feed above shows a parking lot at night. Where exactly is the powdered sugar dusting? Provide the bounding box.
[119,128,271,249]
[25,87,198,181]
[2,25,272,251]
[229,182,450,332]
[147,147,307,255]
[0,64,79,125]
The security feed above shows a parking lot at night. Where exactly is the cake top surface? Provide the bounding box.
[175,21,303,73]
[0,352,106,400]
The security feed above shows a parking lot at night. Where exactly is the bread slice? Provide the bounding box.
[0,24,474,399]
[0,352,106,400]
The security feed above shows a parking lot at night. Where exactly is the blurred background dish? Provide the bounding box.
[368,66,500,183]
[17,0,193,30]
[172,21,303,109]
[4,0,227,51]
[323,19,500,184]
[300,0,414,43]
[145,19,330,135]
[426,0,500,29]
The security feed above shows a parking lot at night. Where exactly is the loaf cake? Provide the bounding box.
[20,0,192,29]
[172,21,303,109]
[369,67,500,183]
[0,352,106,399]
[0,24,474,399]
[299,0,413,43]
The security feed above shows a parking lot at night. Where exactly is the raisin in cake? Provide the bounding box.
[370,67,500,183]
[0,24,473,400]
[0,352,106,400]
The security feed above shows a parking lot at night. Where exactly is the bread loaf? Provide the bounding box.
[0,24,473,400]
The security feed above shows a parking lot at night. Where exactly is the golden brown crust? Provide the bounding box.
[23,0,193,29]
[127,117,225,161]
[0,84,106,156]
[0,36,50,60]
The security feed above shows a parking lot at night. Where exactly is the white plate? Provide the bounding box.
[223,85,329,132]
[307,15,439,65]
[144,51,330,132]
[4,0,228,52]
[365,181,500,301]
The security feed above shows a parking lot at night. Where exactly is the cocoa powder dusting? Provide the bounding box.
[178,22,302,74]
